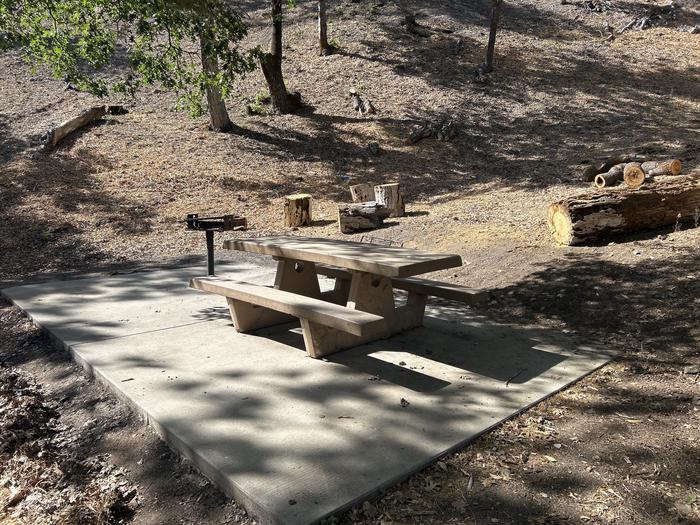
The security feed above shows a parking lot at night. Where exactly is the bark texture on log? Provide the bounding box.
[350,183,375,203]
[548,177,700,245]
[641,159,682,177]
[338,202,391,233]
[45,106,106,147]
[594,163,625,188]
[284,194,312,227]
[374,183,405,217]
[623,162,646,188]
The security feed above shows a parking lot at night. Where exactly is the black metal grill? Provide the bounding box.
[184,214,247,275]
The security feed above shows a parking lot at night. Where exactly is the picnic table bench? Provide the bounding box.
[189,236,486,358]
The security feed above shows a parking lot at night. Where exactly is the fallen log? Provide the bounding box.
[623,162,646,188]
[548,176,700,245]
[43,106,107,148]
[641,159,682,177]
[593,163,625,188]
[338,202,391,234]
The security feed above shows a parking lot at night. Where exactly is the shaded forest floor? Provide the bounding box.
[1,0,699,523]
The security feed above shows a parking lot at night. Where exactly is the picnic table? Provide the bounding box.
[190,236,485,358]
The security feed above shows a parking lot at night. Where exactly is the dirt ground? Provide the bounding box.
[1,0,699,523]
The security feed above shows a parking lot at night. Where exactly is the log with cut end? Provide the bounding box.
[623,162,646,188]
[349,183,375,203]
[594,163,625,188]
[43,106,107,148]
[338,202,392,233]
[374,183,405,217]
[548,176,700,245]
[580,153,640,182]
[284,194,312,227]
[641,159,682,177]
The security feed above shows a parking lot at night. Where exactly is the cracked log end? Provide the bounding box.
[548,203,575,246]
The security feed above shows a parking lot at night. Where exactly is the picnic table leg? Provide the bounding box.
[299,271,431,357]
[226,258,322,332]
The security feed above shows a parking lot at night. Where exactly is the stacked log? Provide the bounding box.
[622,162,646,188]
[548,176,700,245]
[338,202,392,233]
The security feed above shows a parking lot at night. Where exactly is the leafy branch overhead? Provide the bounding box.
[0,0,258,118]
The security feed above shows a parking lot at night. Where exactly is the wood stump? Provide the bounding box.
[548,177,700,245]
[349,183,375,203]
[623,162,646,188]
[374,183,405,217]
[338,202,392,233]
[284,194,312,227]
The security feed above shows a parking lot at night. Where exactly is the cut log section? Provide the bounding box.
[548,176,700,245]
[641,159,682,177]
[578,153,652,182]
[338,202,392,234]
[374,183,405,217]
[43,106,107,148]
[623,162,646,188]
[284,194,312,227]
[593,163,625,188]
[349,183,375,203]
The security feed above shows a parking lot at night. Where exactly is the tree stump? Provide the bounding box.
[349,183,375,203]
[338,202,391,233]
[374,183,405,217]
[547,177,700,245]
[284,194,312,227]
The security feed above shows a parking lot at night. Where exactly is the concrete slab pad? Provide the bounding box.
[2,261,615,525]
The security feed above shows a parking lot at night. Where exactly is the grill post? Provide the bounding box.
[206,230,215,276]
[184,213,247,276]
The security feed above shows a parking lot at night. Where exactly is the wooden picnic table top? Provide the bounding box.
[223,236,462,278]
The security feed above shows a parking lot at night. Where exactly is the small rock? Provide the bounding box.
[682,365,700,375]
[400,398,410,408]
[368,141,380,155]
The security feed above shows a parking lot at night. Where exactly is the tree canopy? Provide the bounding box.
[0,0,257,118]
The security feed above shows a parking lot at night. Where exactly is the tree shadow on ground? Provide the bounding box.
[0,140,157,280]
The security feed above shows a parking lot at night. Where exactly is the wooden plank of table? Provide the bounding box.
[223,236,462,278]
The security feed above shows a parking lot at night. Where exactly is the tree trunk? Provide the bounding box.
[374,183,405,217]
[284,194,312,227]
[318,0,332,55]
[338,202,392,233]
[350,183,375,203]
[483,0,503,73]
[200,36,233,132]
[260,0,300,114]
[547,177,700,245]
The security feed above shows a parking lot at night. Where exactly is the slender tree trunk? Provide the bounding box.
[260,0,300,114]
[200,36,233,132]
[318,0,331,55]
[483,0,503,73]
